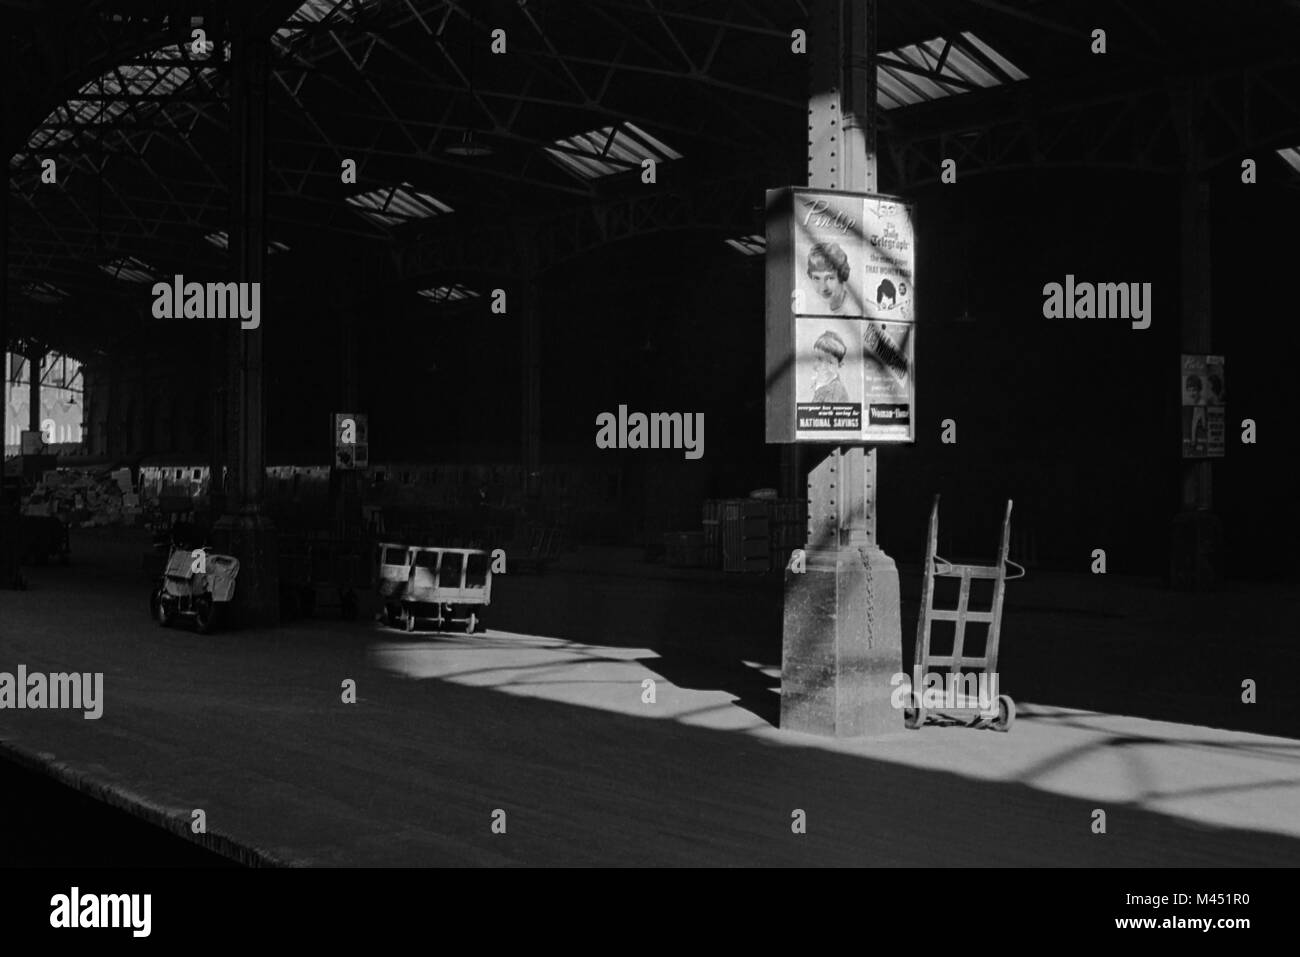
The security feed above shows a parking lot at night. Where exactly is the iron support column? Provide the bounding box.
[781,0,904,737]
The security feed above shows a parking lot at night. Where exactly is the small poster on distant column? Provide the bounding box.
[766,187,916,444]
[1180,355,1224,458]
[334,412,369,469]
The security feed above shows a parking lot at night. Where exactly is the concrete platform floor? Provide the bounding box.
[0,528,1297,866]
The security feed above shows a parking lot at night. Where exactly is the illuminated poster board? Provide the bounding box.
[1180,355,1224,459]
[765,187,916,443]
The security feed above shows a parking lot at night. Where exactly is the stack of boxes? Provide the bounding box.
[693,498,808,573]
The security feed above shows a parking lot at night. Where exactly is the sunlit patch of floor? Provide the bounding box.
[371,629,1300,841]
[372,629,761,731]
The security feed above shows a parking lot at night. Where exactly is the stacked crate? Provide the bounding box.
[699,498,808,572]
[702,499,722,568]
[721,500,771,572]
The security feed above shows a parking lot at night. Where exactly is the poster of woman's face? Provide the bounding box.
[793,194,865,317]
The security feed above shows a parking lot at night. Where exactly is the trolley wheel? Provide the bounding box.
[903,692,927,730]
[151,587,174,627]
[194,595,217,634]
[403,605,416,633]
[466,612,478,635]
[991,695,1016,732]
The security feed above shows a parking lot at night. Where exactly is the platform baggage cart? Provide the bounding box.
[377,543,491,634]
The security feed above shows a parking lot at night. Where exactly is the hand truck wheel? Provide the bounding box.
[991,694,1016,732]
[903,692,927,730]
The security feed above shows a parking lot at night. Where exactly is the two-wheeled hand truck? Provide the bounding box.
[904,494,1023,732]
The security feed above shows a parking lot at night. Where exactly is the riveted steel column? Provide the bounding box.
[781,0,903,737]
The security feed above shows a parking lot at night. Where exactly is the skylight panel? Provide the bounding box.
[877,32,1026,110]
[346,182,453,227]
[290,0,352,23]
[22,282,69,303]
[22,43,213,156]
[724,235,766,256]
[276,0,370,44]
[99,256,156,283]
[205,231,290,253]
[545,122,682,180]
[961,32,1028,82]
[418,284,480,304]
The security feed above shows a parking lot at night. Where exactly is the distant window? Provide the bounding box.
[383,547,407,566]
[415,550,439,570]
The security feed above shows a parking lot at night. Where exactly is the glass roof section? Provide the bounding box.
[877,32,1027,110]
[418,284,479,303]
[99,255,157,283]
[22,281,70,303]
[204,231,290,254]
[22,44,218,157]
[545,122,682,180]
[276,0,374,46]
[346,182,453,227]
[724,235,766,256]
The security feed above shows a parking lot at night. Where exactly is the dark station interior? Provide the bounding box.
[1,0,1298,872]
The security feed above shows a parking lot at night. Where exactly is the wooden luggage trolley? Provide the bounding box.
[904,495,1024,732]
[376,543,492,634]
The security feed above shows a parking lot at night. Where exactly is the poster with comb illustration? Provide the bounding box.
[861,321,915,440]
[766,186,916,444]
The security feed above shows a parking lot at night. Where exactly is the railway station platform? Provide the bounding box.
[1,528,1297,866]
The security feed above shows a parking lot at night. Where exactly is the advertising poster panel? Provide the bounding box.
[861,320,914,437]
[766,188,916,444]
[792,192,867,318]
[794,319,864,439]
